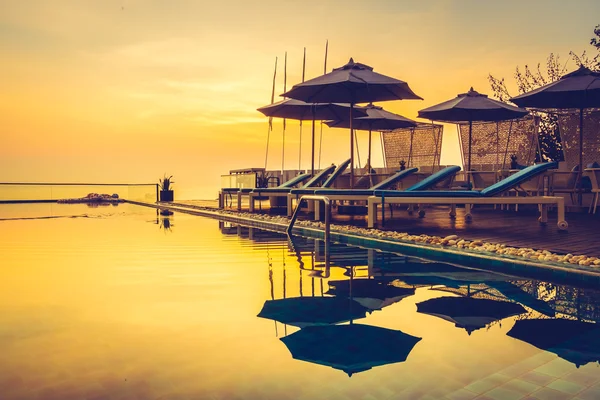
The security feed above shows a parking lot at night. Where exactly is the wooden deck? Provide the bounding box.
[330,205,600,257]
[233,202,600,258]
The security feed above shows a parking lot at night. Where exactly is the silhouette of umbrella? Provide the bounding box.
[416,296,526,335]
[283,58,422,187]
[280,324,422,376]
[507,318,600,367]
[418,88,528,188]
[257,99,367,174]
[326,279,415,311]
[325,104,418,169]
[256,296,368,328]
[511,66,600,204]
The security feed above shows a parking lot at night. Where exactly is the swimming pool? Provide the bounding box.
[1,203,599,399]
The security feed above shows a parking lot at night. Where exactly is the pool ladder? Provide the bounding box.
[287,195,331,256]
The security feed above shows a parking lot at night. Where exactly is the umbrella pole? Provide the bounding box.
[312,118,316,176]
[578,108,584,206]
[467,121,473,189]
[350,105,354,188]
[368,129,372,171]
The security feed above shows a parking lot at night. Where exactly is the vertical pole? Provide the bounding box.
[350,104,354,188]
[282,52,287,173]
[467,120,473,189]
[578,108,584,206]
[299,47,306,171]
[311,116,316,176]
[368,129,372,171]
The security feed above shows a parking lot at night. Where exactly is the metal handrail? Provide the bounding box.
[287,195,331,253]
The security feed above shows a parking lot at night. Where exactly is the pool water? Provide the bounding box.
[1,203,599,400]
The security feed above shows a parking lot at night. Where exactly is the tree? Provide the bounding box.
[488,24,600,162]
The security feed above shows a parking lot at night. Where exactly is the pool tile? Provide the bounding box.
[529,387,574,400]
[498,352,557,378]
[483,386,525,400]
[577,383,600,400]
[520,371,556,386]
[464,373,512,394]
[445,388,478,400]
[534,358,578,378]
[499,379,541,396]
[547,379,586,395]
[563,369,600,386]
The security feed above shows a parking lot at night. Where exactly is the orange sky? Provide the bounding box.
[1,1,599,199]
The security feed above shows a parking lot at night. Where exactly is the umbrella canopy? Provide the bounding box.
[416,296,526,335]
[283,58,422,187]
[256,296,368,328]
[326,279,415,311]
[418,88,529,123]
[280,324,422,376]
[326,104,418,167]
[283,58,423,104]
[257,99,363,121]
[510,66,600,109]
[258,99,368,174]
[418,88,528,187]
[511,66,600,205]
[325,104,418,131]
[507,318,600,367]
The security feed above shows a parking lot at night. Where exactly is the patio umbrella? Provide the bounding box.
[280,324,422,376]
[257,99,367,174]
[325,104,418,171]
[283,58,422,187]
[418,88,528,188]
[326,279,415,311]
[511,66,600,204]
[256,296,368,328]
[416,296,526,335]
[507,318,600,367]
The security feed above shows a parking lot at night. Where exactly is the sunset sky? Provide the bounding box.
[2,0,599,199]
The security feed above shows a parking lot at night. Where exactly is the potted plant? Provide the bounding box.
[159,174,174,202]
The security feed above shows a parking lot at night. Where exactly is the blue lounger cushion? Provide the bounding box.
[314,189,387,196]
[301,164,337,188]
[373,162,558,198]
[374,190,485,198]
[239,173,311,194]
[306,168,419,196]
[281,172,312,188]
[320,158,352,188]
[479,162,557,196]
[405,166,461,191]
[290,159,352,195]
[371,168,419,190]
[253,165,336,194]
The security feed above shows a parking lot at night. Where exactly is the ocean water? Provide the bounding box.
[0,203,599,399]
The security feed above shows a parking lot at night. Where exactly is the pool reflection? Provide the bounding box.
[220,222,600,377]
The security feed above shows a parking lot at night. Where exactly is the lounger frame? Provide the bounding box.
[366,195,568,230]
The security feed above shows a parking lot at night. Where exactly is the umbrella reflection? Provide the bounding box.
[257,297,368,328]
[326,279,415,311]
[280,324,421,377]
[507,318,600,367]
[417,296,526,335]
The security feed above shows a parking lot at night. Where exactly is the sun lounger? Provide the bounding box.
[366,162,568,230]
[247,161,348,212]
[233,172,312,210]
[295,166,461,220]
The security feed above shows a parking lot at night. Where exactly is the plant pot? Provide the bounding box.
[160,190,174,202]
